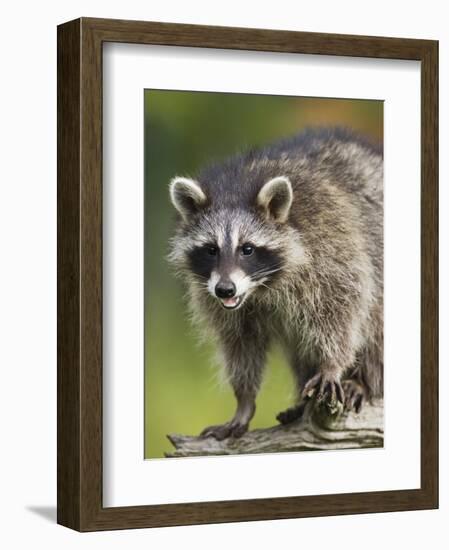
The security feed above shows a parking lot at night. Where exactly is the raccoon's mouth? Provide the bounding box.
[219,295,244,310]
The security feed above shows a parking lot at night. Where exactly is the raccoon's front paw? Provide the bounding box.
[302,371,344,411]
[342,380,366,413]
[200,421,249,441]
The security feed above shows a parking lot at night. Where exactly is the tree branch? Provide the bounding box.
[166,399,383,457]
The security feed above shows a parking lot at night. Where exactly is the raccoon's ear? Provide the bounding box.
[169,177,207,222]
[257,176,293,223]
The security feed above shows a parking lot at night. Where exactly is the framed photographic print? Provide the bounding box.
[57,17,438,531]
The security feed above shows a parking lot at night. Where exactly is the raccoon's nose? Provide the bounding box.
[215,281,236,299]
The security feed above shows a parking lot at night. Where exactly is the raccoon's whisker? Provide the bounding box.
[259,281,280,293]
[259,282,273,291]
[250,268,280,278]
[255,262,284,271]
[193,274,209,280]
[191,281,209,288]
[252,267,283,278]
[187,278,209,289]
[250,262,284,276]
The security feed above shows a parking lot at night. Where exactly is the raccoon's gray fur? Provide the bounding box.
[168,128,383,440]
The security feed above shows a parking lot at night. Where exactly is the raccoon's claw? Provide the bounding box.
[302,372,344,412]
[200,421,249,441]
[276,402,307,425]
[342,380,365,413]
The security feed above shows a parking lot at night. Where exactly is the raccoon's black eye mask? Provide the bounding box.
[187,244,218,279]
[243,247,283,281]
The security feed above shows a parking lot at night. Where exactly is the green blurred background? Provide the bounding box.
[144,90,383,458]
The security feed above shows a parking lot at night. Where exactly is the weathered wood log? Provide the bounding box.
[166,399,383,457]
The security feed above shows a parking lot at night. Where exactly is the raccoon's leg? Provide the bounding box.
[200,387,257,440]
[299,305,369,410]
[200,323,268,440]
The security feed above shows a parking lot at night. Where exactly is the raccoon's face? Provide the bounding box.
[169,175,296,311]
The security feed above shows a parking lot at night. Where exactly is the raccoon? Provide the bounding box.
[168,127,383,440]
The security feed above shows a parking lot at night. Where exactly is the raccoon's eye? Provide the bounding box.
[241,243,255,256]
[207,245,218,256]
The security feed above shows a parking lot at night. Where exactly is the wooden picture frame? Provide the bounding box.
[57,17,438,531]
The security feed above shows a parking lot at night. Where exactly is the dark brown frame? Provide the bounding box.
[57,17,438,532]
